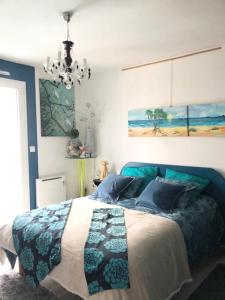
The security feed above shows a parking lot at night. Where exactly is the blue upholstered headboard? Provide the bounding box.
[121,162,225,221]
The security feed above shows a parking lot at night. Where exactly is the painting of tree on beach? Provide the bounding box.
[188,102,225,136]
[128,106,188,137]
[40,79,75,136]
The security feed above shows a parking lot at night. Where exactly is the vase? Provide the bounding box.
[84,127,95,156]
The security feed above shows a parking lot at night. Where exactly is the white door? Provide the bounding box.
[0,78,29,223]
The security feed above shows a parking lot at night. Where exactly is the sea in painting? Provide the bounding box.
[40,79,75,136]
[188,102,225,136]
[128,106,188,137]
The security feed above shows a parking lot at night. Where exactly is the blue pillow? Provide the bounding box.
[91,174,134,203]
[155,176,201,208]
[136,179,185,211]
[120,177,145,198]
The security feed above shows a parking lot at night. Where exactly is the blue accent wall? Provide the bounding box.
[0,59,38,209]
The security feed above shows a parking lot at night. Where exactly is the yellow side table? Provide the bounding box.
[66,156,97,197]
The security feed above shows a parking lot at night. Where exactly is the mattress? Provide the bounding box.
[0,197,191,300]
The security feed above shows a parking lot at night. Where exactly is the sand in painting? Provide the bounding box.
[189,103,225,137]
[129,126,187,137]
[129,125,225,137]
[189,125,225,136]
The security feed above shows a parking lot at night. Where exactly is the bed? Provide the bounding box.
[0,162,225,300]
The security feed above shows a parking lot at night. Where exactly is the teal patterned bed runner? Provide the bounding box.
[12,200,72,287]
[84,208,130,295]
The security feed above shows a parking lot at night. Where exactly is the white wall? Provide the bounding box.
[76,48,225,177]
[35,68,78,198]
[35,68,96,197]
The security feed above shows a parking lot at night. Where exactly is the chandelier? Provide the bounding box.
[43,12,91,88]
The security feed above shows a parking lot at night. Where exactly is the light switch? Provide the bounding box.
[29,146,36,152]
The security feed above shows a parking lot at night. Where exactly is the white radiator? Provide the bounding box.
[36,175,66,208]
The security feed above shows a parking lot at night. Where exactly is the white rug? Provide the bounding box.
[0,271,58,300]
[0,269,82,300]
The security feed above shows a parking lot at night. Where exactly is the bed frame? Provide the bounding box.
[121,162,225,222]
[121,162,225,299]
[19,162,225,299]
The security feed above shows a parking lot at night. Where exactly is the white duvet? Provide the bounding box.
[0,197,192,300]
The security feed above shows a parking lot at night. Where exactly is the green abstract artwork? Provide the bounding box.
[40,79,75,136]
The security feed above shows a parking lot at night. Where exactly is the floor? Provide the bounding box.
[0,260,81,300]
[189,265,225,300]
[1,265,225,300]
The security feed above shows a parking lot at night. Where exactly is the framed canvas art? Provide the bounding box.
[128,106,188,137]
[188,102,225,136]
[40,79,75,136]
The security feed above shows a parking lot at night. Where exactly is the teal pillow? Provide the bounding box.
[121,166,158,190]
[165,168,209,192]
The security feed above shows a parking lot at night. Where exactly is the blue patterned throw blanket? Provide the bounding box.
[84,208,130,295]
[12,200,72,287]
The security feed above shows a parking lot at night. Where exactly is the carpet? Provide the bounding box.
[0,271,58,300]
[1,266,225,300]
[189,265,225,300]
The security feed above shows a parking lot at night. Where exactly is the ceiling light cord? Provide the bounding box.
[67,19,70,41]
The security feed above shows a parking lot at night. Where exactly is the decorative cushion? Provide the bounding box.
[120,177,145,198]
[136,179,186,211]
[155,176,201,208]
[121,166,158,190]
[165,168,209,192]
[91,174,134,203]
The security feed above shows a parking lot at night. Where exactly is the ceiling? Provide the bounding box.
[1,0,225,71]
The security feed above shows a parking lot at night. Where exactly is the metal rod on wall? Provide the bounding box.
[122,46,222,71]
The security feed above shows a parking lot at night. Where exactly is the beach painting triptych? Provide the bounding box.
[188,103,225,136]
[128,102,225,137]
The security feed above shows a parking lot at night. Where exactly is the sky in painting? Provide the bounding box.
[189,102,225,118]
[128,106,187,121]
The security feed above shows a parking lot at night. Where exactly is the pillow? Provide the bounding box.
[91,174,134,203]
[155,176,201,208]
[136,179,186,211]
[120,177,145,198]
[165,168,209,192]
[121,166,158,190]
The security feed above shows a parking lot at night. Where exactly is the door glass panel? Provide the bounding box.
[0,86,24,223]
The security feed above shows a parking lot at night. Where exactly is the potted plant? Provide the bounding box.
[66,128,83,157]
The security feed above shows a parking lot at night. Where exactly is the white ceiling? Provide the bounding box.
[1,0,225,71]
